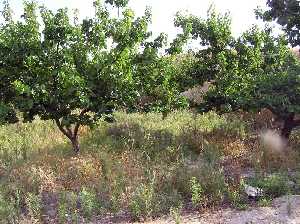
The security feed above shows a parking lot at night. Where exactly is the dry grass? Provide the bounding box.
[0,110,299,222]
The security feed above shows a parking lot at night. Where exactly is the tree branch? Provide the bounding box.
[66,127,73,136]
[55,119,72,139]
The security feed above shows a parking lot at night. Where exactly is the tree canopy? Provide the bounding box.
[0,1,187,152]
[256,0,300,47]
[173,7,300,138]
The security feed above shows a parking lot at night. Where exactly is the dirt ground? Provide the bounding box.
[96,195,300,224]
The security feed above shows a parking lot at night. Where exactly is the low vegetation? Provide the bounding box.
[0,110,299,222]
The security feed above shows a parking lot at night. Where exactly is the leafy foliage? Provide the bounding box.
[173,7,300,138]
[105,0,129,8]
[190,177,203,207]
[256,0,300,47]
[132,33,189,114]
[0,1,186,152]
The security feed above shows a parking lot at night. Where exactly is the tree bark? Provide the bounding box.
[55,119,81,154]
[70,135,80,154]
[280,114,300,140]
[54,109,89,153]
[162,111,168,120]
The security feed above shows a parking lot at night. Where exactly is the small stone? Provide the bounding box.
[244,184,263,197]
[287,181,296,188]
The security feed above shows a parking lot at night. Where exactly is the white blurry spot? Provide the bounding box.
[244,184,263,197]
[261,130,287,153]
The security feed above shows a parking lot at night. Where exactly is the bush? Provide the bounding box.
[248,173,290,198]
[258,197,273,207]
[129,183,155,220]
[79,188,100,220]
[170,205,182,224]
[190,177,203,207]
[226,185,248,210]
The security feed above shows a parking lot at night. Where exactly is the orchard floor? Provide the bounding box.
[96,195,300,224]
[3,111,300,223]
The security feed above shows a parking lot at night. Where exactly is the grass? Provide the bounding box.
[0,110,299,222]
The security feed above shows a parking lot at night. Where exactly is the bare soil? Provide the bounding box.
[95,195,300,224]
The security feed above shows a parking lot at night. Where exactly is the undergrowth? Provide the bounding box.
[0,110,299,222]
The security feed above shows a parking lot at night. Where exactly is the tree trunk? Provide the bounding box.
[55,119,81,154]
[162,112,167,120]
[281,114,295,140]
[70,135,80,154]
